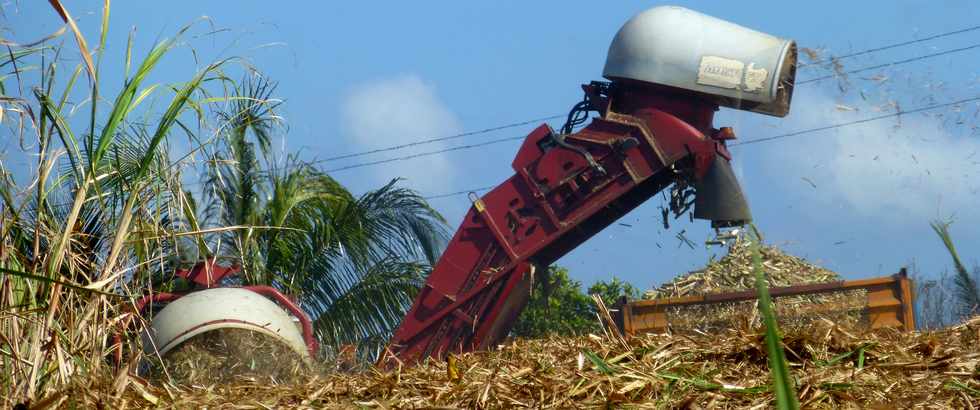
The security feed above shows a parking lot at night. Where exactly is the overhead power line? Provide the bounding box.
[425,96,980,200]
[798,24,980,67]
[325,134,530,173]
[318,27,980,165]
[731,96,980,146]
[423,185,496,200]
[329,45,980,174]
[798,43,980,84]
[319,115,564,163]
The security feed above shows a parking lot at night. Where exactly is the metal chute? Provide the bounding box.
[693,156,752,227]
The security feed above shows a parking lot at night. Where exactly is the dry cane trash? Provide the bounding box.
[21,243,979,409]
[31,316,980,408]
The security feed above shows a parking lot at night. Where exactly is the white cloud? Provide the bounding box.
[340,75,461,193]
[752,90,980,223]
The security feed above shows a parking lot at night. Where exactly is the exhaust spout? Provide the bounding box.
[693,156,752,227]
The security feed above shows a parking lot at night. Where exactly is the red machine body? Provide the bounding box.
[385,82,747,365]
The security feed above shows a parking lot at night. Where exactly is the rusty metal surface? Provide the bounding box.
[617,269,916,334]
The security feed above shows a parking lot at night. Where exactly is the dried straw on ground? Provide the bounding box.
[24,316,980,409]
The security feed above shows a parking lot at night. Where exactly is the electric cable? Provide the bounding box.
[424,96,980,199]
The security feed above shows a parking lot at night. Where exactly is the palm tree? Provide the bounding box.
[201,75,448,356]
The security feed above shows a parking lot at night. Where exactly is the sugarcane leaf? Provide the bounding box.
[749,224,800,410]
[583,350,617,375]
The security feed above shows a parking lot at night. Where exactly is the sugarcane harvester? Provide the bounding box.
[384,6,797,366]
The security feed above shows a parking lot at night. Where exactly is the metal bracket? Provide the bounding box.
[551,131,607,175]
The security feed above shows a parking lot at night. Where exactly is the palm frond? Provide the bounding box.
[211,159,446,356]
[931,220,980,317]
[218,73,283,158]
[306,258,427,356]
[355,179,449,265]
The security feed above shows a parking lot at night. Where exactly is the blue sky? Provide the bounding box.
[5,1,980,289]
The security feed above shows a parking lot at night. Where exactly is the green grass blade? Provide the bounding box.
[749,225,800,410]
[815,343,873,368]
[124,27,135,80]
[815,350,856,367]
[98,60,229,283]
[34,90,83,181]
[0,267,120,297]
[96,0,109,61]
[140,61,227,178]
[945,380,980,396]
[123,83,162,117]
[583,350,617,375]
[91,38,174,168]
[55,63,83,111]
[0,46,50,69]
[92,18,203,169]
